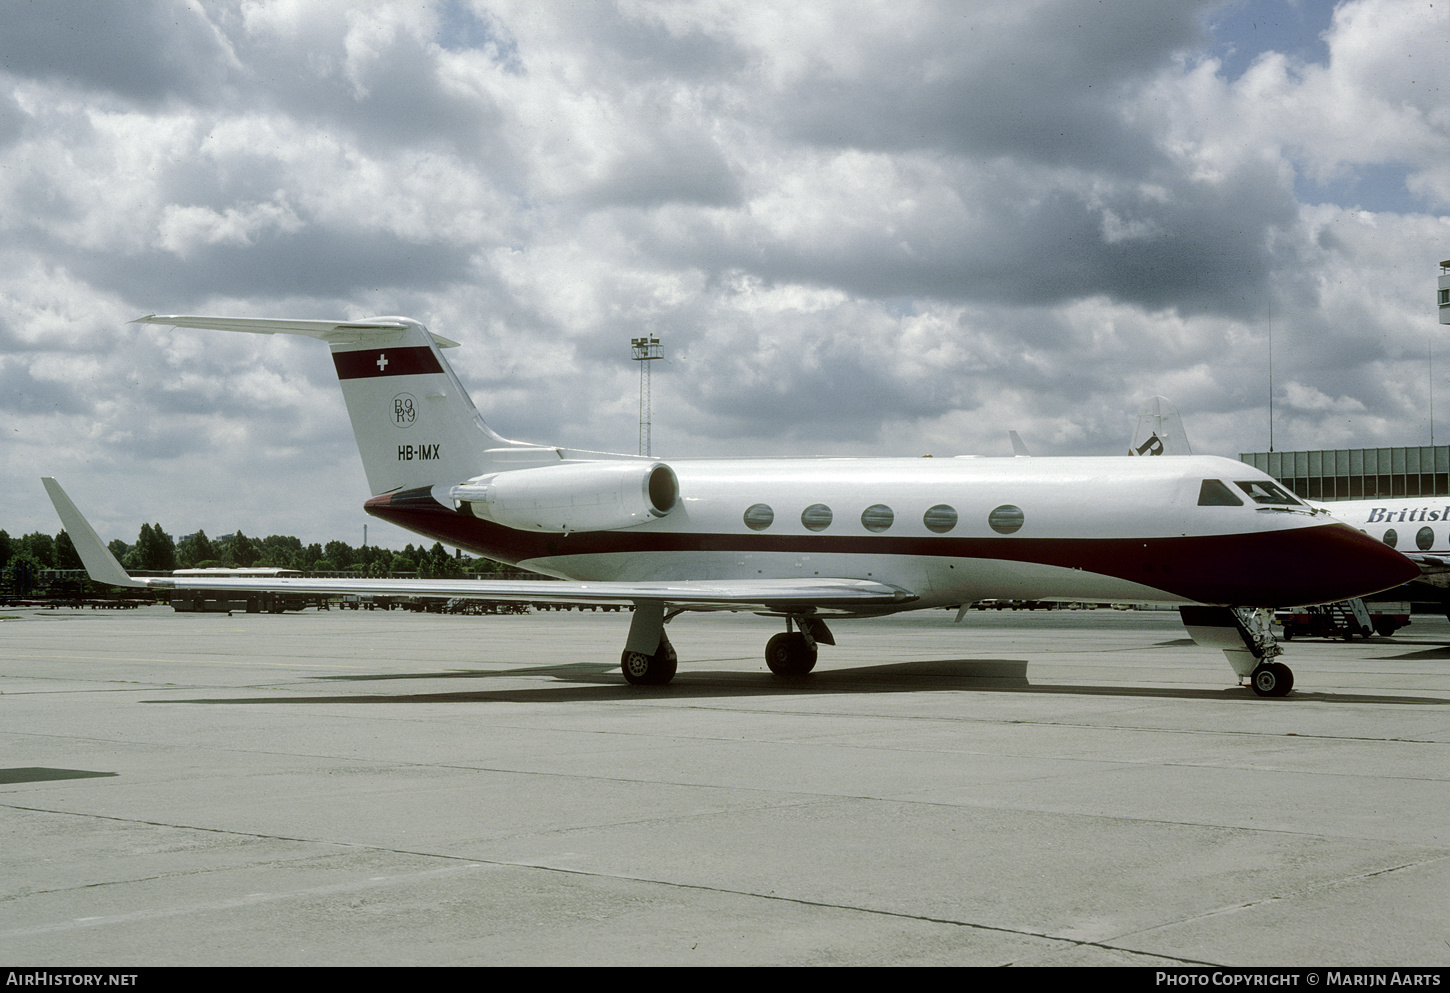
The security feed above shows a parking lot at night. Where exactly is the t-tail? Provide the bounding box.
[133,315,568,494]
[1129,395,1192,457]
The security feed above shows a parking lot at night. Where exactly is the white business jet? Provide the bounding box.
[44,316,1418,697]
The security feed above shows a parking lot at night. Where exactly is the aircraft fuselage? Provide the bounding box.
[365,453,1414,611]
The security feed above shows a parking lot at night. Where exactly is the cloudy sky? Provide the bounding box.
[2,0,1448,549]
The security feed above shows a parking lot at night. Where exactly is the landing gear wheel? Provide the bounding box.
[765,632,817,677]
[621,638,678,686]
[1249,661,1293,697]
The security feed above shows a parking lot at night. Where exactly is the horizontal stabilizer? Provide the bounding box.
[132,314,461,348]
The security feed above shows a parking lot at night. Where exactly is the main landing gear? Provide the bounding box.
[618,602,836,686]
[1179,606,1294,698]
[764,616,833,677]
[621,635,678,686]
[619,600,677,685]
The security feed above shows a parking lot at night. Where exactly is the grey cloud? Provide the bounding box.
[62,229,475,306]
[0,86,26,148]
[0,357,89,414]
[628,159,1297,318]
[769,0,1214,169]
[0,0,233,104]
[578,132,742,210]
[218,9,514,171]
[526,2,749,83]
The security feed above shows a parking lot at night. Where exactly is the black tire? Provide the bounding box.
[621,637,678,686]
[1270,661,1293,696]
[1281,625,1295,641]
[765,632,817,677]
[1250,662,1293,698]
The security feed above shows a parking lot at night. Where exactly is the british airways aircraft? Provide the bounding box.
[44,316,1418,697]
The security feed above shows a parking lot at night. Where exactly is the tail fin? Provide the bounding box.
[1129,395,1192,457]
[133,315,558,494]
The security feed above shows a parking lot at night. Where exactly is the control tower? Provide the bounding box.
[1441,259,1450,325]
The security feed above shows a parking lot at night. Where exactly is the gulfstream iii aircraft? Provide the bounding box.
[45,315,1419,697]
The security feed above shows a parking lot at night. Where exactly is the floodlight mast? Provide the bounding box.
[631,335,663,456]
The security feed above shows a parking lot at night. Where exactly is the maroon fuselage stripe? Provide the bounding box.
[363,489,1420,607]
[333,347,443,380]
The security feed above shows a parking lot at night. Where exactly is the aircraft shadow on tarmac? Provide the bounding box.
[1382,645,1450,661]
[144,656,1450,706]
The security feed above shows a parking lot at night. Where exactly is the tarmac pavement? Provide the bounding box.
[2,604,1448,966]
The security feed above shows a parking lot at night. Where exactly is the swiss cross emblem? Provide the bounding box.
[376,353,389,372]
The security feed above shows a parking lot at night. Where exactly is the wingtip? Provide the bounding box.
[40,477,144,589]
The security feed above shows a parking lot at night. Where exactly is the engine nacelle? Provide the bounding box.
[451,461,679,533]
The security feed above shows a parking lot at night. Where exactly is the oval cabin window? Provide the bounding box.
[801,504,833,532]
[743,504,774,531]
[923,505,957,533]
[861,504,894,533]
[988,505,1024,535]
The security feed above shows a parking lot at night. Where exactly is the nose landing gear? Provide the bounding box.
[1180,606,1294,698]
[1249,660,1294,698]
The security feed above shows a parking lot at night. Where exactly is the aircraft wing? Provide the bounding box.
[1399,552,1450,587]
[42,479,915,612]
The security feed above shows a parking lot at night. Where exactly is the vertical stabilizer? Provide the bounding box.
[1129,395,1193,456]
[133,315,553,494]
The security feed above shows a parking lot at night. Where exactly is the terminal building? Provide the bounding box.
[1237,446,1450,502]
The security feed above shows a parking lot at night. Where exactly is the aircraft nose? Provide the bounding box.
[1286,521,1420,605]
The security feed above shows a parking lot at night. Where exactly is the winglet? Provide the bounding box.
[1008,431,1031,457]
[41,478,145,588]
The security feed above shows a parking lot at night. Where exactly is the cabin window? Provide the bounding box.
[743,504,774,531]
[1383,529,1399,548]
[861,504,894,532]
[801,504,833,531]
[923,504,957,533]
[1235,480,1302,506]
[1198,479,1244,506]
[988,504,1024,534]
[1417,526,1435,551]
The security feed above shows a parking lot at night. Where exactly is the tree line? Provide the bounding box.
[1,523,514,591]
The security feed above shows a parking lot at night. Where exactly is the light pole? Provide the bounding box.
[631,335,662,456]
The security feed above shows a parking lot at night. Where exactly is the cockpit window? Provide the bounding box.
[1234,480,1302,506]
[1198,479,1244,506]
